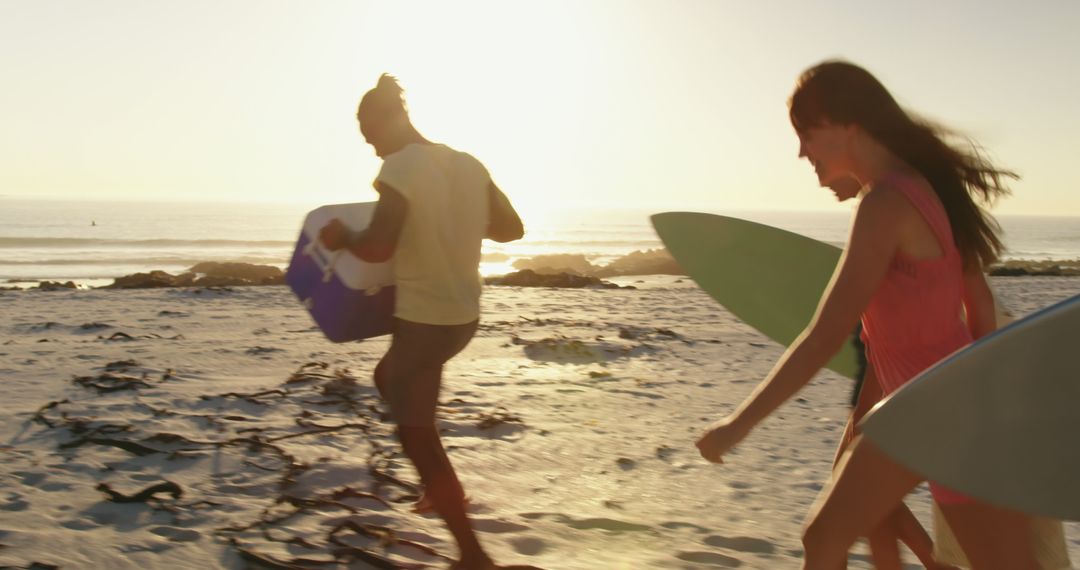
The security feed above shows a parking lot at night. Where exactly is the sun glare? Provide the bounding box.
[354,2,609,222]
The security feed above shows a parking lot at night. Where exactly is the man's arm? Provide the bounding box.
[487,182,524,243]
[318,183,407,263]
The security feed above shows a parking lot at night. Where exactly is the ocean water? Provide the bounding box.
[1,198,1078,286]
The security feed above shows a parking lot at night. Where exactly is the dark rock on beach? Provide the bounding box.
[35,281,79,291]
[512,254,598,276]
[511,249,684,279]
[485,269,628,289]
[103,263,284,289]
[487,249,682,289]
[595,248,683,277]
[988,259,1079,277]
[104,270,195,289]
[989,266,1048,277]
[188,262,284,284]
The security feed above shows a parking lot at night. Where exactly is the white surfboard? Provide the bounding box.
[861,293,1080,520]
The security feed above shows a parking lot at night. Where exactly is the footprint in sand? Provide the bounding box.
[521,512,652,532]
[1,499,29,512]
[509,536,548,556]
[608,388,665,400]
[655,446,679,461]
[119,541,173,554]
[46,461,100,476]
[660,521,710,533]
[675,551,744,567]
[150,526,201,542]
[24,321,62,332]
[60,518,100,531]
[705,534,777,555]
[15,471,47,486]
[245,346,284,356]
[471,518,531,534]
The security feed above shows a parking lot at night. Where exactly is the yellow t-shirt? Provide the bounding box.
[375,143,489,325]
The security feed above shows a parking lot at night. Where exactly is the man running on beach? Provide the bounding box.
[319,74,524,570]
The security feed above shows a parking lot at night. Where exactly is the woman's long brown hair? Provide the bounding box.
[789,60,1015,270]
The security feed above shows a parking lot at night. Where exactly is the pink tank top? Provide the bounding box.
[860,174,972,395]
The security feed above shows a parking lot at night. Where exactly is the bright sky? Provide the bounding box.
[2,0,1078,216]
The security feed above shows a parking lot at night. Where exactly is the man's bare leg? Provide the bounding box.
[398,421,492,568]
[375,359,454,515]
[381,319,494,568]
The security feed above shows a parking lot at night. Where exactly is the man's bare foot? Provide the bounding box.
[412,492,471,514]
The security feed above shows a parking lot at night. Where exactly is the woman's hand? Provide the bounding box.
[318,218,351,251]
[695,418,748,463]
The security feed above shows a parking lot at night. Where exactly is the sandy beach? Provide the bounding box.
[1,275,1078,569]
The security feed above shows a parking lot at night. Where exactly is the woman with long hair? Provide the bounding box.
[695,60,1037,569]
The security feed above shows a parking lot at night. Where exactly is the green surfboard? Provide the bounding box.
[651,212,858,379]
